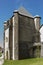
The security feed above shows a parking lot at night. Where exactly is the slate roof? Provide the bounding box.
[14,7,34,18]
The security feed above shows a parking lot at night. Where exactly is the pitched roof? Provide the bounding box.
[14,7,34,18]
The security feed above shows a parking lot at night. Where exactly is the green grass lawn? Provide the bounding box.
[3,58,43,65]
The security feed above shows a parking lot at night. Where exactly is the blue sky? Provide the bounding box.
[0,0,43,47]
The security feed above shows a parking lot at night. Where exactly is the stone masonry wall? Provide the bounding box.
[9,18,13,59]
[18,14,35,59]
[19,14,35,42]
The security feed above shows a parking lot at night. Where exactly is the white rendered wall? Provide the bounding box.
[40,26,43,57]
[40,26,43,42]
[5,28,9,59]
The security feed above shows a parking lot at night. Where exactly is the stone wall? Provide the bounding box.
[9,18,13,59]
[18,14,36,59]
[33,46,41,58]
[19,14,35,42]
[14,12,19,60]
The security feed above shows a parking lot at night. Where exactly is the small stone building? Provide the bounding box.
[4,7,41,60]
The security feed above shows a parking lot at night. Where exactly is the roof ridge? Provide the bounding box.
[18,6,34,18]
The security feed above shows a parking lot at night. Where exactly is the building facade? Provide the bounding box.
[4,7,41,60]
[40,25,43,57]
